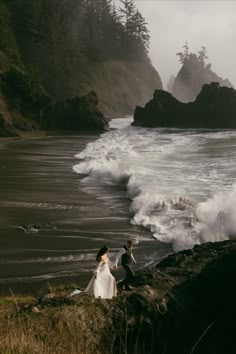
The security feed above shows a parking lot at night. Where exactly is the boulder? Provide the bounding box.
[42,91,109,132]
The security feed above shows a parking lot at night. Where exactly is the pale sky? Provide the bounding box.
[117,0,236,89]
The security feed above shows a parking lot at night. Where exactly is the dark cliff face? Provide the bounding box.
[0,0,50,136]
[6,0,162,116]
[172,53,233,102]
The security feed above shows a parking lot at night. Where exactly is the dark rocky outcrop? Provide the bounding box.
[107,239,236,354]
[172,52,233,102]
[133,82,236,129]
[42,91,109,132]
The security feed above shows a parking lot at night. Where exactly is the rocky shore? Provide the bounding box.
[1,239,235,353]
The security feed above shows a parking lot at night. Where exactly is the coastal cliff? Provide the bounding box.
[1,240,235,353]
[0,0,162,136]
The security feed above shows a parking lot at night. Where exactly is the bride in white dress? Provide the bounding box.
[85,246,117,299]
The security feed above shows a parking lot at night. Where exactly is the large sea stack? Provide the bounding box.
[172,47,233,102]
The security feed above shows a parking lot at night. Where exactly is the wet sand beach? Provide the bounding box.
[0,133,170,295]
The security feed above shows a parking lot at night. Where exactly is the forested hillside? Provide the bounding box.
[5,0,162,115]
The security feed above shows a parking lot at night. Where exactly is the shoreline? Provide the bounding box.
[0,131,171,295]
[0,129,101,143]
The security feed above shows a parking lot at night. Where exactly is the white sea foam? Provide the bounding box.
[73,118,236,252]
[195,184,236,242]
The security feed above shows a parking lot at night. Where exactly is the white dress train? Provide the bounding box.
[85,259,117,299]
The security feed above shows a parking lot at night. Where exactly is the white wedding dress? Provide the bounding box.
[85,259,117,299]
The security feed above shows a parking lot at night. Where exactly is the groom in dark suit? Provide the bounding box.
[114,240,136,290]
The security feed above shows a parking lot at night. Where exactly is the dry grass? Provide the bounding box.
[0,292,115,354]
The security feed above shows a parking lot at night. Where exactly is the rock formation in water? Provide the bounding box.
[133,82,236,129]
[172,46,233,102]
[42,91,109,132]
[2,240,236,353]
[0,0,162,136]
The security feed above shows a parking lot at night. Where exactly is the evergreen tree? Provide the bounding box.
[109,4,126,57]
[82,0,104,59]
[183,41,189,58]
[31,0,150,61]
[119,0,136,36]
[176,41,190,64]
[132,9,150,50]
[198,46,208,64]
[119,0,150,58]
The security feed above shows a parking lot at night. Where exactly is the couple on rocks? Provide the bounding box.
[85,240,136,299]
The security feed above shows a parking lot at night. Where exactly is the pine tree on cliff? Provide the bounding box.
[102,0,129,58]
[94,0,117,56]
[119,0,150,59]
[132,9,150,50]
[72,0,150,61]
[119,0,136,36]
[176,41,190,64]
[81,0,148,60]
[109,6,128,58]
[82,0,104,58]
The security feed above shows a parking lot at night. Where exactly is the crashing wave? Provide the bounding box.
[73,120,236,252]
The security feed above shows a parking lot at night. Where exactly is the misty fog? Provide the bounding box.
[127,0,236,89]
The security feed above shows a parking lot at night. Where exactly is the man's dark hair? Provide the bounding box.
[127,240,134,247]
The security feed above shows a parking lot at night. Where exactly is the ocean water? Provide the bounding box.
[0,133,168,292]
[74,118,236,252]
[1,119,236,292]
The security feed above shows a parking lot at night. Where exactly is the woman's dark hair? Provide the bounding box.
[96,245,109,262]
